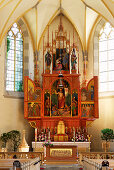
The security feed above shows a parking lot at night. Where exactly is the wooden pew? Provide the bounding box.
[0,159,28,169]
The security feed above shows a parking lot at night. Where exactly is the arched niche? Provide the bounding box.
[51,79,71,116]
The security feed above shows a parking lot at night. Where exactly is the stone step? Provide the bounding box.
[40,164,83,170]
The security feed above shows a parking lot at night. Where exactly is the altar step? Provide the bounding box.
[43,157,79,165]
[43,161,79,165]
[40,164,83,170]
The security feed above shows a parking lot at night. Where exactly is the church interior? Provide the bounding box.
[0,0,114,169]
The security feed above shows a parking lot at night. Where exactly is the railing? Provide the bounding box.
[0,158,40,170]
[82,157,114,170]
[82,157,102,170]
[79,152,114,163]
[21,157,40,170]
[79,152,114,170]
[0,151,44,165]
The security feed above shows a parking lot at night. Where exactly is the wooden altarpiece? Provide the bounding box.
[24,17,99,141]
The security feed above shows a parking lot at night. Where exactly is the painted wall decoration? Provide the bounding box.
[28,102,41,117]
[51,79,71,117]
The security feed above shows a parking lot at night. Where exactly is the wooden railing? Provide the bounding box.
[0,158,40,170]
[82,157,102,170]
[82,157,114,170]
[0,152,44,165]
[21,157,40,170]
[0,151,114,167]
[79,152,114,163]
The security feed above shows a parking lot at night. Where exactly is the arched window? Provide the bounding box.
[6,23,23,92]
[99,22,114,92]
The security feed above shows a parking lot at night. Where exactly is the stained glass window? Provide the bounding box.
[99,22,114,92]
[6,23,23,92]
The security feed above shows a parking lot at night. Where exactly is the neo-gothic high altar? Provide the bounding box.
[24,15,99,146]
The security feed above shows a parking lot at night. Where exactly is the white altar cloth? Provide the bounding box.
[32,142,90,152]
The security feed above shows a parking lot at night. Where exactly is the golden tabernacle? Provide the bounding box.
[57,121,65,134]
[54,121,68,142]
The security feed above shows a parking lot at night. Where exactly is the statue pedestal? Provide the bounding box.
[102,141,110,152]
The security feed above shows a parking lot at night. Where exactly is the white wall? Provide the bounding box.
[87,19,114,151]
[0,37,34,151]
[88,97,114,151]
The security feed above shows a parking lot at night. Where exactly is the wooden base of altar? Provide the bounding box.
[46,145,78,163]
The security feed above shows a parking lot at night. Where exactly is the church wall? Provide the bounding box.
[0,35,34,151]
[87,18,114,151]
[88,97,114,151]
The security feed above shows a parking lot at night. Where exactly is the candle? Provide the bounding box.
[48,130,50,141]
[74,129,75,138]
[35,128,37,142]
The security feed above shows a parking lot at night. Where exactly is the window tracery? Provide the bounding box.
[99,22,114,92]
[6,23,23,92]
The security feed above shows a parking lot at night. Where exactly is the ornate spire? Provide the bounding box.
[19,130,29,152]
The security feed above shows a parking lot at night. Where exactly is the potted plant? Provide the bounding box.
[101,128,114,152]
[0,132,10,151]
[8,130,21,151]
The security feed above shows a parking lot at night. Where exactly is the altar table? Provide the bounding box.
[32,142,90,152]
[46,145,78,163]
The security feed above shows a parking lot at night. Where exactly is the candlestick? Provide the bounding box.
[87,135,92,152]
[73,127,75,141]
[35,128,37,142]
[48,131,50,141]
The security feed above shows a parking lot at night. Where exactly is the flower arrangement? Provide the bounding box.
[42,140,53,147]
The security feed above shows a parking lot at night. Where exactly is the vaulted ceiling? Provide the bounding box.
[0,0,114,51]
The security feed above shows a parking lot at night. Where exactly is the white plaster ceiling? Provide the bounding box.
[0,0,114,51]
[101,0,114,16]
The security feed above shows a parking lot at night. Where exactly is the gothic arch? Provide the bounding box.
[17,18,30,77]
[93,18,106,76]
[37,12,84,51]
